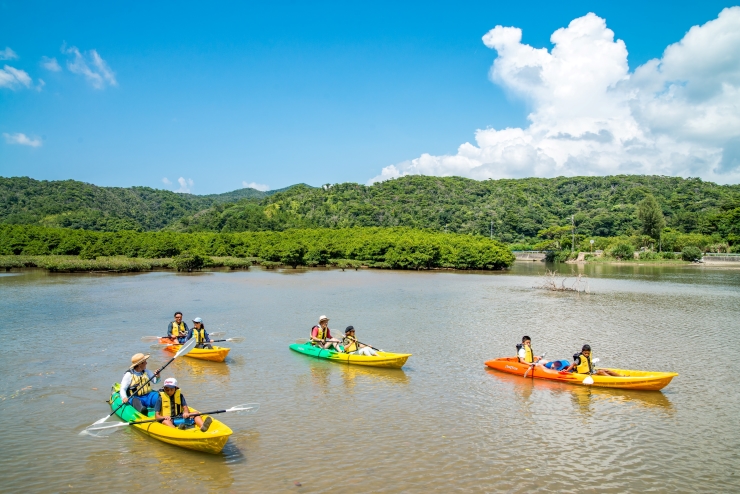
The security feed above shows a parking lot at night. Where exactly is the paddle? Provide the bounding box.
[296,335,383,353]
[150,337,244,349]
[141,331,225,343]
[82,403,259,434]
[523,352,547,378]
[580,358,600,385]
[86,338,197,428]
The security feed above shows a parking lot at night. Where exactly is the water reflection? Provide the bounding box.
[338,363,410,392]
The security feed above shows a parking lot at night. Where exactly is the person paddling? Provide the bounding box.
[167,311,189,344]
[188,317,212,349]
[563,344,620,376]
[154,378,212,432]
[120,353,161,411]
[310,315,342,351]
[341,326,378,356]
[518,336,547,365]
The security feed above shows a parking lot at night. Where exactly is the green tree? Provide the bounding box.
[637,194,665,243]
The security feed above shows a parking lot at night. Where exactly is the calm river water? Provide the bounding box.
[1,263,739,493]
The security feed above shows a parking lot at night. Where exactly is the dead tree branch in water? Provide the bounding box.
[534,270,590,293]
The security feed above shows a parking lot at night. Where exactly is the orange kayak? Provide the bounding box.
[484,357,677,391]
[158,338,231,362]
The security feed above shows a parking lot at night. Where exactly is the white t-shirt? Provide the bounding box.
[518,347,527,360]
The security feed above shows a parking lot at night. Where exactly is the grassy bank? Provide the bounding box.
[0,255,259,273]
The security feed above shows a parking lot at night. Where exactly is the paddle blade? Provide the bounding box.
[140,336,163,342]
[175,337,197,357]
[295,338,309,344]
[209,331,225,338]
[226,337,245,343]
[592,358,600,363]
[84,421,130,432]
[149,343,173,350]
[583,376,595,385]
[228,403,260,415]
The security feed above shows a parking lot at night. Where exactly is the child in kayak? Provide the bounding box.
[517,336,548,366]
[310,315,343,351]
[563,345,620,376]
[154,378,212,432]
[188,317,212,349]
[341,326,378,356]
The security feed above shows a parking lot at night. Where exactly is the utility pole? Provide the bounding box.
[571,215,575,253]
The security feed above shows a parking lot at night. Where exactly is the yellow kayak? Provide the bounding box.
[109,384,232,454]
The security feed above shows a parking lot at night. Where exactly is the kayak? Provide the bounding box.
[484,357,678,391]
[158,338,230,362]
[289,342,411,369]
[109,383,232,453]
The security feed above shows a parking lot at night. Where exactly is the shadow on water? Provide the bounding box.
[485,368,675,415]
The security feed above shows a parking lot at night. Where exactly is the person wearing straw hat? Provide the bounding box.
[119,353,161,411]
[154,378,212,432]
[310,315,342,351]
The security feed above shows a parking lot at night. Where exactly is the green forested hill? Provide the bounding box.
[178,175,740,243]
[3,175,739,245]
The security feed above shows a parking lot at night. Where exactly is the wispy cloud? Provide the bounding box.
[242,181,270,191]
[0,47,18,61]
[40,56,61,72]
[370,7,740,185]
[3,132,42,147]
[162,177,172,185]
[176,177,194,193]
[62,44,117,89]
[0,65,32,89]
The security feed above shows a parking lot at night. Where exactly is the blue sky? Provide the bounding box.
[1,1,739,193]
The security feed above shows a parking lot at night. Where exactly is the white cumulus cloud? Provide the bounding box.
[370,8,740,184]
[242,181,270,191]
[162,177,172,185]
[0,47,18,60]
[0,64,32,89]
[62,44,117,89]
[40,56,62,72]
[3,132,42,147]
[176,177,194,193]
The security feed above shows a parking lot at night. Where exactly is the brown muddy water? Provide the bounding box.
[1,263,739,493]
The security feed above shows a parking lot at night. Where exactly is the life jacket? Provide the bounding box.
[574,353,593,374]
[312,325,328,340]
[127,370,152,396]
[342,335,358,353]
[158,389,183,417]
[523,345,534,363]
[171,321,187,337]
[192,327,207,344]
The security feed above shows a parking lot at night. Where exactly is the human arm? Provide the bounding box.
[204,330,210,343]
[181,396,192,418]
[166,322,174,338]
[517,348,528,364]
[120,372,133,403]
[147,369,160,383]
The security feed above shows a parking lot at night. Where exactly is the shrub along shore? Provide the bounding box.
[0,225,515,272]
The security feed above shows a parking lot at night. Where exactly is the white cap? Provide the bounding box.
[163,378,178,388]
[319,315,329,322]
[192,317,203,323]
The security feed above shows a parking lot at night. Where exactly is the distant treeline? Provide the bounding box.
[0,225,515,270]
[3,175,739,246]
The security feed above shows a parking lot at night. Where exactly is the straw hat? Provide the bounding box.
[131,353,150,367]
[319,315,329,322]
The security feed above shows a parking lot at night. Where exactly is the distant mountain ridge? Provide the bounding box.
[1,175,738,244]
[0,176,305,231]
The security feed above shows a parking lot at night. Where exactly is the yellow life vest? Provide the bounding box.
[158,389,183,417]
[127,371,152,396]
[314,326,327,340]
[192,327,207,344]
[342,336,358,353]
[171,321,186,337]
[575,353,593,374]
[523,345,534,363]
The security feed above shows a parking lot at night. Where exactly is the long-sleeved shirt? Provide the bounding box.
[120,369,159,400]
[186,327,210,342]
